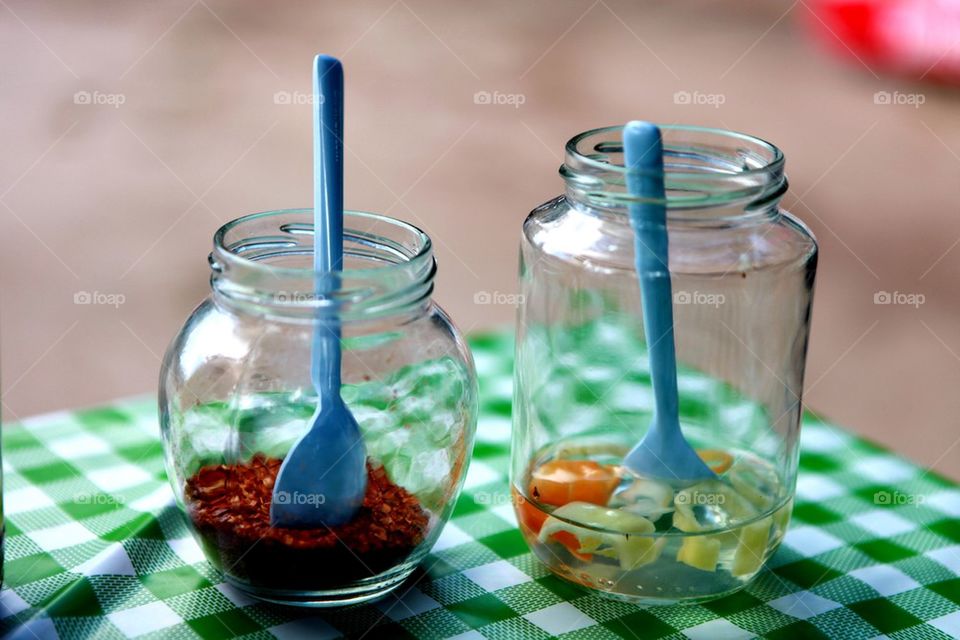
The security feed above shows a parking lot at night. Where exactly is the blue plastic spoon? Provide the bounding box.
[271,55,367,528]
[621,121,715,484]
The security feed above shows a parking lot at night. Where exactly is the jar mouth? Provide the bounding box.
[210,209,435,320]
[561,124,787,220]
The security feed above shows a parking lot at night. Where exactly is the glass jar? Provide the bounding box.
[159,209,478,607]
[512,125,817,604]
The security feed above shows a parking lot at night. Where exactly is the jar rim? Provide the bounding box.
[565,124,784,178]
[561,124,787,219]
[210,209,436,320]
[212,208,433,278]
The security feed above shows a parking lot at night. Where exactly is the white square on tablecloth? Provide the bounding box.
[851,457,916,484]
[801,424,851,452]
[524,602,594,635]
[167,536,205,565]
[75,542,135,576]
[849,565,921,596]
[108,601,181,636]
[464,461,500,489]
[783,526,844,557]
[0,589,30,619]
[796,474,845,501]
[6,617,56,640]
[926,490,960,517]
[87,465,153,492]
[5,485,55,515]
[850,510,915,537]
[431,523,473,552]
[926,545,960,574]
[377,588,440,621]
[930,611,960,637]
[216,583,258,608]
[476,416,511,444]
[463,560,531,591]
[491,501,517,526]
[768,591,841,620]
[47,433,111,460]
[684,619,753,640]
[31,521,97,552]
[269,617,339,640]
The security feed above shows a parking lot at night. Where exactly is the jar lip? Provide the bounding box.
[561,124,787,219]
[210,209,436,320]
[565,124,784,178]
[212,208,433,278]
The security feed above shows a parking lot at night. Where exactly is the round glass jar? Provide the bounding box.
[512,125,817,604]
[159,209,478,607]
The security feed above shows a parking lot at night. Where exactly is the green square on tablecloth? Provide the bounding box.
[799,452,843,473]
[848,597,924,633]
[764,620,830,639]
[702,590,764,617]
[187,609,262,638]
[929,578,960,605]
[41,577,103,617]
[603,610,677,639]
[478,529,528,558]
[773,559,844,589]
[447,593,516,627]
[19,461,79,485]
[928,519,960,543]
[142,566,212,599]
[853,539,916,563]
[4,552,65,586]
[75,407,134,430]
[793,503,844,526]
[537,575,587,601]
[102,513,164,542]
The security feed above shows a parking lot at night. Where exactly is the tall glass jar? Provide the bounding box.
[160,209,478,607]
[512,125,817,604]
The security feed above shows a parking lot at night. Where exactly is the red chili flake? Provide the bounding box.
[184,454,430,589]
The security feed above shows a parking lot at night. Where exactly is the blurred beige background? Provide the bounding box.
[1,0,958,479]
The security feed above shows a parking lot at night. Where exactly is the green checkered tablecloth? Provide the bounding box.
[2,332,960,639]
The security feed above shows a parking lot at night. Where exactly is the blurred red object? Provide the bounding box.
[805,0,960,81]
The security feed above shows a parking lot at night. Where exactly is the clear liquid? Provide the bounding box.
[514,447,791,604]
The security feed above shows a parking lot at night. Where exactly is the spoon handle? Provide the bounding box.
[313,55,344,396]
[623,122,679,422]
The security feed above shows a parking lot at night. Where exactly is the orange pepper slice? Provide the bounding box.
[530,459,620,507]
[697,449,734,474]
[513,486,548,535]
[550,529,593,562]
[517,459,618,558]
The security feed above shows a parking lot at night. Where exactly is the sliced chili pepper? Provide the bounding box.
[697,449,734,474]
[530,459,619,507]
